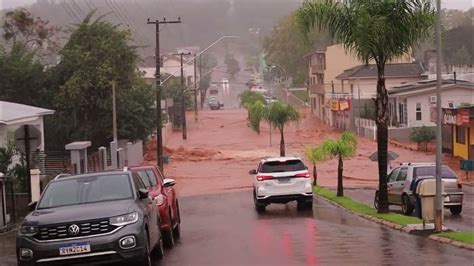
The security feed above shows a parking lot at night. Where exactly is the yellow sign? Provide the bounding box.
[330,100,339,111]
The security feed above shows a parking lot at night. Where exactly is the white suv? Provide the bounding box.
[249,157,313,212]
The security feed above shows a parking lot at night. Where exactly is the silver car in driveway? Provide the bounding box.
[374,163,464,215]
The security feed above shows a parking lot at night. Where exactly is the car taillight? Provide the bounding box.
[294,173,310,178]
[256,175,273,181]
[457,182,462,189]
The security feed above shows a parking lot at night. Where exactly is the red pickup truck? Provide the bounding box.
[130,166,181,248]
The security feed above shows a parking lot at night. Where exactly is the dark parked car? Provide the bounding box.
[16,170,164,266]
[130,166,181,248]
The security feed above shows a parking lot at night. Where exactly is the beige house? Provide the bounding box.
[306,44,414,126]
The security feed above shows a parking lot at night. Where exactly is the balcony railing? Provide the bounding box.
[311,64,326,74]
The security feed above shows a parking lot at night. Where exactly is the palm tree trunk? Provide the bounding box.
[375,63,390,213]
[337,155,343,197]
[279,127,285,157]
[312,163,317,186]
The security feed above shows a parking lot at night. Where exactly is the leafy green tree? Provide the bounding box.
[2,8,61,57]
[249,100,265,133]
[239,91,266,125]
[249,102,299,156]
[0,43,48,106]
[305,145,326,186]
[0,139,15,174]
[263,12,330,85]
[297,0,434,212]
[48,12,155,149]
[409,126,435,152]
[319,132,357,197]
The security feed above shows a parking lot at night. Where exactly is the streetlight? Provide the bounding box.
[160,36,239,85]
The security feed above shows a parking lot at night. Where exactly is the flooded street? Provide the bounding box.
[155,191,473,266]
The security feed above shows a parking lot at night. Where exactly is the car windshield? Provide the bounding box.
[414,166,457,179]
[38,174,133,209]
[260,160,306,173]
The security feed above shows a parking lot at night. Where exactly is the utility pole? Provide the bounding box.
[434,0,443,232]
[199,56,204,109]
[112,80,118,143]
[174,52,191,140]
[147,17,181,171]
[194,53,198,122]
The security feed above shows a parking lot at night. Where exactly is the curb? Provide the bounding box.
[314,193,474,251]
[429,235,474,251]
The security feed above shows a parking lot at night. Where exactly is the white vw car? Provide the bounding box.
[249,157,313,212]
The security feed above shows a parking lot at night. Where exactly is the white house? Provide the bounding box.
[0,101,55,151]
[139,54,196,86]
[387,79,474,128]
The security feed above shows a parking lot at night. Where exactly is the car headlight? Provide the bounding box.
[154,194,165,206]
[109,212,139,226]
[19,225,38,237]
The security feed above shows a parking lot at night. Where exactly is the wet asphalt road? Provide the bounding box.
[343,186,474,232]
[154,190,473,266]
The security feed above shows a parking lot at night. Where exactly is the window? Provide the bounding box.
[388,168,400,183]
[414,166,457,179]
[136,170,157,188]
[132,173,147,191]
[415,103,422,121]
[456,126,466,144]
[396,168,408,181]
[316,74,324,84]
[38,174,133,209]
[260,160,306,173]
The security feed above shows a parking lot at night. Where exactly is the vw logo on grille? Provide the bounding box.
[68,224,80,235]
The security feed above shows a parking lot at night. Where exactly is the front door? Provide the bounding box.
[391,167,408,204]
[387,168,400,204]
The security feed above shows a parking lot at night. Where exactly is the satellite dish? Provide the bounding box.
[14,125,42,154]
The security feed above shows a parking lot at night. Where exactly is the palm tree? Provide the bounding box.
[305,145,326,186]
[239,91,265,125]
[249,100,265,133]
[296,0,434,211]
[319,132,357,197]
[264,102,300,157]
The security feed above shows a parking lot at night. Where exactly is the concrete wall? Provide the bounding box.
[325,44,361,85]
[406,88,474,127]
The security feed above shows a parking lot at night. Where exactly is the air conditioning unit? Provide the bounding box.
[429,95,437,103]
[448,102,456,108]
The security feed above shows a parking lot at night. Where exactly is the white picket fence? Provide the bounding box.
[355,117,377,141]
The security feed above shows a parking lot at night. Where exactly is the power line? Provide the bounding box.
[111,0,151,46]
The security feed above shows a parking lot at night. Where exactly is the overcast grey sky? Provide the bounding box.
[0,0,472,10]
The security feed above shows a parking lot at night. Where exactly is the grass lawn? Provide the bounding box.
[437,231,474,245]
[291,90,309,102]
[314,186,422,226]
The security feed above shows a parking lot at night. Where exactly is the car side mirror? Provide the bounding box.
[249,169,257,175]
[163,178,176,187]
[138,189,149,199]
[28,201,37,212]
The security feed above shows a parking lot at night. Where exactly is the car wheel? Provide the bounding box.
[401,194,414,215]
[151,234,164,260]
[173,202,181,239]
[449,206,462,215]
[374,191,380,210]
[297,200,312,211]
[253,190,266,213]
[140,236,152,266]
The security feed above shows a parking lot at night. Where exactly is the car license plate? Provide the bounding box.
[278,178,291,184]
[59,243,91,256]
[444,196,450,202]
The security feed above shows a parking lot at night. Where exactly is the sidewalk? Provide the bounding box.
[0,230,17,266]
